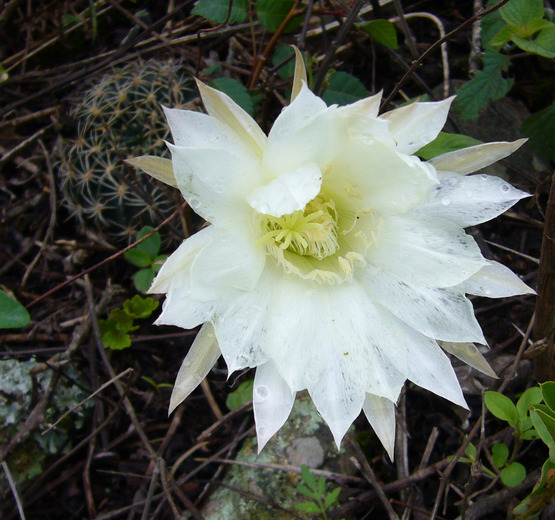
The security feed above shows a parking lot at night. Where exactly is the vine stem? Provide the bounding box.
[381,0,511,108]
[532,173,555,382]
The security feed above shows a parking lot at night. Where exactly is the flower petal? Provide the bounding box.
[429,139,527,175]
[326,139,438,215]
[168,142,257,225]
[149,226,217,294]
[253,361,296,452]
[126,156,177,187]
[196,79,267,156]
[368,215,487,288]
[419,171,531,227]
[406,338,468,409]
[463,260,535,297]
[169,323,221,414]
[440,341,497,378]
[247,161,322,217]
[359,268,486,343]
[380,97,454,154]
[362,394,396,460]
[291,46,307,102]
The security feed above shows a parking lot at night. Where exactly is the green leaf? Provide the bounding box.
[521,428,539,440]
[492,443,509,468]
[454,50,513,120]
[298,484,320,500]
[124,248,152,268]
[512,25,555,58]
[530,408,555,448]
[489,24,521,46]
[465,441,477,461]
[317,475,326,495]
[135,226,161,261]
[520,18,553,38]
[99,318,132,350]
[482,2,507,45]
[541,382,555,411]
[225,379,253,411]
[272,43,296,79]
[322,71,367,106]
[0,290,30,329]
[516,386,543,418]
[301,464,318,491]
[191,0,249,24]
[256,0,295,32]
[324,487,341,508]
[522,102,555,160]
[133,267,156,293]
[123,295,159,319]
[499,0,544,26]
[294,501,321,513]
[500,462,527,487]
[416,132,482,160]
[109,309,137,332]
[485,390,518,427]
[210,77,254,116]
[358,19,398,49]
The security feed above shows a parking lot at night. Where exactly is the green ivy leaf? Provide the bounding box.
[133,267,156,293]
[295,501,321,513]
[522,102,555,160]
[191,0,249,24]
[512,25,555,58]
[500,461,527,487]
[99,318,132,350]
[124,248,152,268]
[416,132,482,160]
[256,0,295,32]
[454,49,514,120]
[225,379,253,411]
[499,0,544,26]
[322,71,367,106]
[0,290,30,329]
[210,77,254,116]
[135,226,161,261]
[485,390,518,428]
[123,295,159,319]
[109,308,138,332]
[492,443,509,468]
[358,19,398,49]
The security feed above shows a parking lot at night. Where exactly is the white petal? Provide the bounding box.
[337,90,383,120]
[326,139,438,215]
[190,228,266,294]
[429,139,527,175]
[155,289,223,329]
[149,226,217,294]
[406,339,468,409]
[126,156,177,187]
[168,142,257,225]
[253,361,296,452]
[362,394,396,460]
[169,323,221,414]
[213,290,270,373]
[380,97,454,154]
[420,171,530,227]
[309,359,365,449]
[196,80,267,156]
[440,341,497,378]
[247,162,322,217]
[368,215,487,288]
[463,260,536,297]
[359,268,486,343]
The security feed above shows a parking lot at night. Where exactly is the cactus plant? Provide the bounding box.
[57,59,195,242]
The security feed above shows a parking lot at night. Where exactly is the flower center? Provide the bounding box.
[258,196,339,260]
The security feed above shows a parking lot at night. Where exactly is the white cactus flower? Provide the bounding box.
[128,49,534,459]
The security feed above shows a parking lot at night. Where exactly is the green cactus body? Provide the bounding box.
[58,60,195,242]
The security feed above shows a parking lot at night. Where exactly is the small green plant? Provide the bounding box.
[99,295,159,350]
[124,226,166,293]
[226,379,254,411]
[295,464,341,519]
[0,290,30,329]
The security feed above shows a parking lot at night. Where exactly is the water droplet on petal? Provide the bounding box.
[183,360,192,368]
[188,196,201,209]
[441,197,451,206]
[501,184,511,193]
[485,289,492,295]
[480,174,488,180]
[255,385,269,401]
[461,270,468,277]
